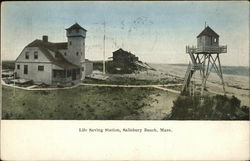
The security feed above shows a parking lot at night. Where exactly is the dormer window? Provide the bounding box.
[34,51,38,59]
[25,52,29,59]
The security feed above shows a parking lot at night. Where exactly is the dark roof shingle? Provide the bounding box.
[197,26,219,38]
[26,40,79,69]
[54,42,68,50]
[113,48,133,55]
[66,23,87,31]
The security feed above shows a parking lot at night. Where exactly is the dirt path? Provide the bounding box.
[2,83,81,91]
[1,81,182,94]
[151,85,181,94]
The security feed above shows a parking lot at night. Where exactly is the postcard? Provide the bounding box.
[1,1,249,160]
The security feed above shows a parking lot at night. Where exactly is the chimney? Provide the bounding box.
[42,35,48,42]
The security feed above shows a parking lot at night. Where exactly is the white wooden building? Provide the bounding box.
[15,23,93,85]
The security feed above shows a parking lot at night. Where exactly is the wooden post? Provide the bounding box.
[103,21,106,75]
[217,54,226,95]
[201,54,207,96]
[13,72,16,97]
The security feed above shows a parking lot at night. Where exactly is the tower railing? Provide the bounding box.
[186,45,227,54]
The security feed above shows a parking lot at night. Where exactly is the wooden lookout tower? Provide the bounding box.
[181,25,227,95]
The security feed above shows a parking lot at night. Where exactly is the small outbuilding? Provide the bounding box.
[112,48,139,66]
[84,59,93,76]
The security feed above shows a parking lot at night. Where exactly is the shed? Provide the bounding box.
[84,59,93,76]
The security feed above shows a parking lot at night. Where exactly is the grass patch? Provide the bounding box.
[83,77,179,85]
[2,86,156,120]
[164,94,249,120]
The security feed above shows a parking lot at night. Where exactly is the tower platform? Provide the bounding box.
[186,45,227,54]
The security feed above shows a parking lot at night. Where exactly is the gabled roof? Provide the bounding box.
[25,39,79,69]
[66,23,87,31]
[27,40,68,50]
[113,48,125,53]
[197,26,219,38]
[113,48,132,54]
[54,42,68,50]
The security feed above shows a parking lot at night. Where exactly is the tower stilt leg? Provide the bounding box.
[203,54,211,91]
[201,55,207,96]
[217,54,226,95]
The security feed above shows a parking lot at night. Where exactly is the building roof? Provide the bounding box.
[113,48,126,53]
[85,59,92,62]
[66,23,87,31]
[26,39,79,69]
[54,42,68,50]
[197,26,219,38]
[113,48,133,55]
[27,40,68,50]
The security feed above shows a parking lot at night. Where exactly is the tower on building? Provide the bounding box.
[66,23,87,66]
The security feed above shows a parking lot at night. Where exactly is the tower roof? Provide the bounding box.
[66,23,87,31]
[197,26,219,38]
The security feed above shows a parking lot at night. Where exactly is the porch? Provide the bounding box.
[52,68,81,85]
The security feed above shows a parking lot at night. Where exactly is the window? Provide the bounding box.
[17,64,20,69]
[76,52,79,56]
[76,29,79,33]
[69,41,72,45]
[64,52,67,56]
[34,51,38,59]
[55,53,60,58]
[38,65,44,71]
[67,70,71,77]
[76,69,80,74]
[214,38,217,43]
[24,65,28,74]
[53,70,57,77]
[82,67,84,71]
[25,52,29,59]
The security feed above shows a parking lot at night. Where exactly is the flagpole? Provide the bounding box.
[103,21,106,75]
[14,71,15,96]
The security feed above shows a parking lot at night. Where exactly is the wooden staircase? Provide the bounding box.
[181,51,202,94]
[181,62,193,94]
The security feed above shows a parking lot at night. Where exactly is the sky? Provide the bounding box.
[1,1,249,66]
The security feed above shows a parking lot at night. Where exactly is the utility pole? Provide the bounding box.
[13,72,16,96]
[103,21,106,75]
